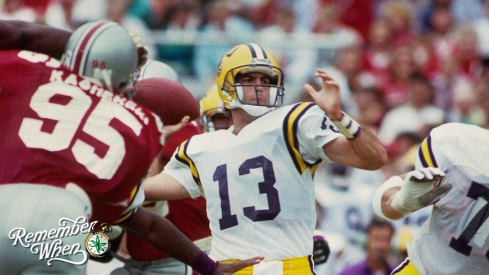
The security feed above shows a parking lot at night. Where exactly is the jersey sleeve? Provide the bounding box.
[114,183,146,224]
[414,124,456,171]
[163,139,204,198]
[295,104,343,163]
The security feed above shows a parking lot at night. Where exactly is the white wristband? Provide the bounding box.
[331,112,361,139]
[372,176,405,220]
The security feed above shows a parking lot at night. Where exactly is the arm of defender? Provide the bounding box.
[304,68,387,170]
[144,172,191,201]
[121,208,263,275]
[372,167,452,220]
[0,20,70,59]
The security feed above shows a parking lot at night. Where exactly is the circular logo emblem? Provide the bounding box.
[85,224,112,258]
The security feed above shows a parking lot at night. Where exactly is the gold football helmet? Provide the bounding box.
[216,43,285,116]
[200,84,231,132]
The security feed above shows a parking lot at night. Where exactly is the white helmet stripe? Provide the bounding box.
[247,43,267,59]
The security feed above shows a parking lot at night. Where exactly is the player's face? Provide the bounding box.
[367,226,393,260]
[236,72,271,106]
[211,113,232,130]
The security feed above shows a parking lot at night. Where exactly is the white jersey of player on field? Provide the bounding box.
[164,102,343,261]
[408,123,489,275]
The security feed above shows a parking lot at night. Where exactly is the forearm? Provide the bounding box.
[372,176,406,220]
[348,125,388,170]
[325,114,388,170]
[121,208,218,274]
[143,172,192,201]
[0,20,70,59]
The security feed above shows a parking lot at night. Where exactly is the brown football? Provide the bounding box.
[133,77,200,125]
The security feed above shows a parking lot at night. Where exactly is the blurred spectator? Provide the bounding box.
[431,56,470,112]
[411,35,439,80]
[71,0,105,23]
[313,2,363,69]
[378,0,416,46]
[106,0,157,60]
[418,4,457,82]
[192,0,254,93]
[451,0,485,23]
[381,44,419,108]
[451,24,481,81]
[479,89,489,129]
[332,45,366,93]
[315,231,366,275]
[446,80,484,125]
[337,0,374,41]
[44,0,78,31]
[246,0,279,29]
[161,2,200,31]
[126,0,152,28]
[315,163,383,247]
[0,0,36,22]
[472,0,489,58]
[248,0,317,31]
[337,218,395,275]
[361,18,394,89]
[351,87,387,135]
[378,73,445,145]
[257,6,316,104]
[381,132,423,180]
[418,0,452,33]
[321,45,362,115]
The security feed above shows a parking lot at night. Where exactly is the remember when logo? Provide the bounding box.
[8,216,97,266]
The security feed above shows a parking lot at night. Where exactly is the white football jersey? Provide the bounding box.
[409,123,489,275]
[164,103,342,261]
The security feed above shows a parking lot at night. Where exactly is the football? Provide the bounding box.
[133,77,200,126]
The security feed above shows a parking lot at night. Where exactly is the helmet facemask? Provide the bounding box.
[201,108,232,132]
[222,64,285,116]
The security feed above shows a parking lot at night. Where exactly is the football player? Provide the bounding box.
[111,61,212,275]
[144,43,387,274]
[0,20,261,275]
[372,122,489,274]
[200,84,233,133]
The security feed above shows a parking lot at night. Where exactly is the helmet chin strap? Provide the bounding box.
[239,105,274,117]
[231,86,274,116]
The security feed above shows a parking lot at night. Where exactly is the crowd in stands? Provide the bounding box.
[3,0,489,274]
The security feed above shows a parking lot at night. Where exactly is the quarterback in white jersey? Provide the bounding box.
[373,122,489,275]
[145,43,387,274]
[166,102,341,261]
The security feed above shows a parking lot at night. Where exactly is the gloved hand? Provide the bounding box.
[390,167,452,214]
[312,231,330,266]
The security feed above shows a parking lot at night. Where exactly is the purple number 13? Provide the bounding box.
[213,156,281,230]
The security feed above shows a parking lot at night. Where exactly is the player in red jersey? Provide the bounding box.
[111,61,213,275]
[0,20,262,275]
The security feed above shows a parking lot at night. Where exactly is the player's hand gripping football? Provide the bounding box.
[213,256,264,274]
[390,167,452,214]
[303,68,343,121]
[160,116,190,145]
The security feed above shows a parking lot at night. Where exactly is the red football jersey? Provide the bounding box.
[0,50,163,225]
[126,123,211,261]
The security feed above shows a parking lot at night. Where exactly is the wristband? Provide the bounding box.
[331,112,361,140]
[192,251,219,275]
[372,176,405,220]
